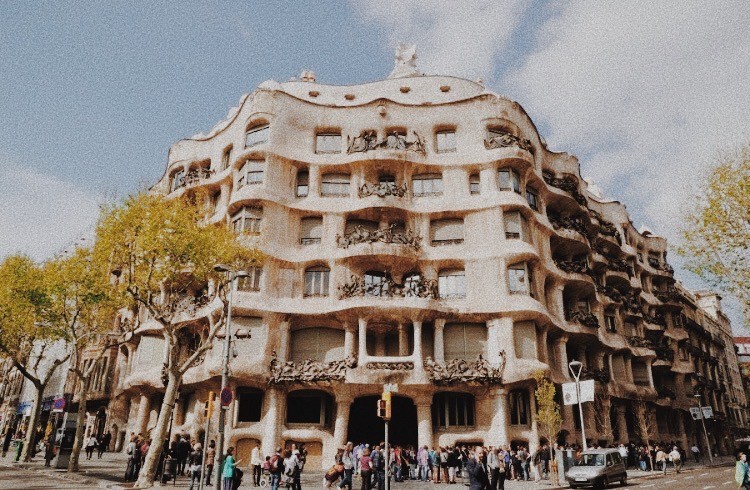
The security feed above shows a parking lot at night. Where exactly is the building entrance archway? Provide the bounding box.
[347,395,417,448]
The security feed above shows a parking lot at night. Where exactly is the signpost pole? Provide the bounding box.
[699,407,713,465]
[384,419,390,490]
[199,416,210,490]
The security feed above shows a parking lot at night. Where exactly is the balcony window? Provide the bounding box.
[403,272,421,297]
[431,218,464,246]
[498,168,521,193]
[316,133,342,154]
[444,323,485,359]
[237,160,264,187]
[412,173,443,197]
[344,219,378,236]
[291,327,345,363]
[364,271,391,297]
[231,206,262,235]
[296,170,309,197]
[221,145,233,171]
[379,174,397,192]
[304,266,329,297]
[432,392,475,428]
[526,188,539,211]
[605,314,617,333]
[438,269,466,299]
[286,390,332,426]
[170,168,185,192]
[237,388,263,422]
[509,389,530,425]
[514,321,537,359]
[300,217,323,245]
[469,173,480,195]
[503,210,529,241]
[237,266,262,292]
[508,262,533,295]
[245,124,269,148]
[436,130,457,153]
[321,173,350,197]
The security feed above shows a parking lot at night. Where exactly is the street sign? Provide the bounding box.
[701,406,713,419]
[52,397,66,413]
[562,380,595,405]
[220,387,233,408]
[690,407,702,420]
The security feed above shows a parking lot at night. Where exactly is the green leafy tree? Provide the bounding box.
[632,398,656,471]
[0,255,70,462]
[42,247,123,472]
[679,144,750,322]
[93,193,262,488]
[534,370,563,485]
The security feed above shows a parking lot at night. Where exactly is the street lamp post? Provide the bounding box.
[569,360,588,451]
[694,393,713,464]
[213,264,248,490]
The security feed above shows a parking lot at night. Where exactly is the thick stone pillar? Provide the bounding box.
[277,318,291,362]
[412,321,423,363]
[309,165,321,197]
[615,405,628,443]
[135,394,151,436]
[262,388,282,457]
[343,323,356,359]
[646,359,655,388]
[538,327,548,364]
[358,318,368,362]
[488,388,509,447]
[415,397,432,449]
[676,410,688,449]
[433,319,445,363]
[556,336,570,379]
[333,396,351,449]
[398,323,409,356]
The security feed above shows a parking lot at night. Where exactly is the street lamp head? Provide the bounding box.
[568,360,583,379]
[213,264,231,273]
[235,270,250,278]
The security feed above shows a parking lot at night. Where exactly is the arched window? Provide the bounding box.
[432,392,475,428]
[286,390,333,426]
[304,266,330,297]
[231,206,262,234]
[221,145,233,171]
[509,390,530,426]
[237,160,264,187]
[526,187,539,211]
[438,269,466,299]
[245,124,269,148]
[435,130,457,153]
[300,217,323,245]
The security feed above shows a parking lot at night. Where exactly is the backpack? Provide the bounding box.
[270,454,281,473]
[133,445,142,460]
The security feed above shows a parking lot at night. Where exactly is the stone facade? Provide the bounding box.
[104,57,747,468]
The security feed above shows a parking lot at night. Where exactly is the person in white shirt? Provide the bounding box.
[85,434,98,460]
[669,446,682,473]
[251,444,262,486]
[655,447,667,475]
[618,444,628,469]
[690,444,701,463]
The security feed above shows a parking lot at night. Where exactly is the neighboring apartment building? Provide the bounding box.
[103,48,747,467]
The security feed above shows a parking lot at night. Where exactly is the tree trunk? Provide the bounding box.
[68,376,90,472]
[134,369,180,489]
[19,381,44,462]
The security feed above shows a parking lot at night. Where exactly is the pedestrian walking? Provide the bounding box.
[251,443,262,486]
[736,453,750,490]
[655,446,666,475]
[221,447,241,490]
[466,447,490,490]
[359,448,372,490]
[188,442,203,490]
[690,444,701,463]
[205,440,216,485]
[339,442,355,489]
[85,434,98,460]
[668,446,682,473]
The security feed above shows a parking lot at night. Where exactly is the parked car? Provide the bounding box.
[565,448,627,488]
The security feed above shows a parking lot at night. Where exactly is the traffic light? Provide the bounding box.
[204,391,216,418]
[377,392,391,420]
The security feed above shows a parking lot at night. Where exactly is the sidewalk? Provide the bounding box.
[0,450,737,489]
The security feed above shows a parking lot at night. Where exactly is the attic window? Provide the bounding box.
[308,91,320,98]
[440,85,451,92]
[400,86,411,93]
[344,94,355,100]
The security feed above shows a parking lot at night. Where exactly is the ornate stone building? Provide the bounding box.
[106,48,747,468]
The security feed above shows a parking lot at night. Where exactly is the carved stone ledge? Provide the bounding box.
[336,224,421,250]
[569,310,600,329]
[269,354,357,384]
[358,182,408,198]
[347,130,426,154]
[423,354,505,386]
[483,131,534,154]
[364,361,414,371]
[553,257,591,275]
[338,275,437,300]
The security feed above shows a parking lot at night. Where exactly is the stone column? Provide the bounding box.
[309,165,321,197]
[646,359,655,388]
[412,321,423,363]
[135,394,151,436]
[433,319,445,363]
[333,395,352,449]
[278,318,291,362]
[358,318,368,362]
[343,323,356,359]
[626,356,634,384]
[676,410,688,449]
[538,327,548,364]
[262,388,282,457]
[415,397,433,449]
[375,336,386,357]
[615,405,628,443]
[556,336,570,379]
[398,323,409,357]
[488,388,509,447]
[576,346,587,369]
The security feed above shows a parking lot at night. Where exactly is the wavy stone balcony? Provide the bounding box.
[654,288,681,304]
[483,131,534,154]
[553,257,592,275]
[542,173,587,206]
[347,130,426,155]
[422,355,505,386]
[568,310,600,329]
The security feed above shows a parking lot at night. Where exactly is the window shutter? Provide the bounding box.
[431,219,464,242]
[514,321,537,359]
[301,217,323,240]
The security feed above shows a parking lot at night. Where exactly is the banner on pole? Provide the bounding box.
[690,407,702,420]
[701,406,713,419]
[562,380,595,405]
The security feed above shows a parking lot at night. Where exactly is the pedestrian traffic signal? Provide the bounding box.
[204,391,216,418]
[376,398,391,420]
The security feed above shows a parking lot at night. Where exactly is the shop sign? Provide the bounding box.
[17,401,32,416]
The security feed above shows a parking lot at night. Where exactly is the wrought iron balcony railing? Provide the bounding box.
[358,181,408,198]
[542,173,587,206]
[338,275,438,300]
[569,310,600,328]
[336,224,421,250]
[483,130,534,154]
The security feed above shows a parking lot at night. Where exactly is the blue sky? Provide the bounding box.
[1,1,748,328]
